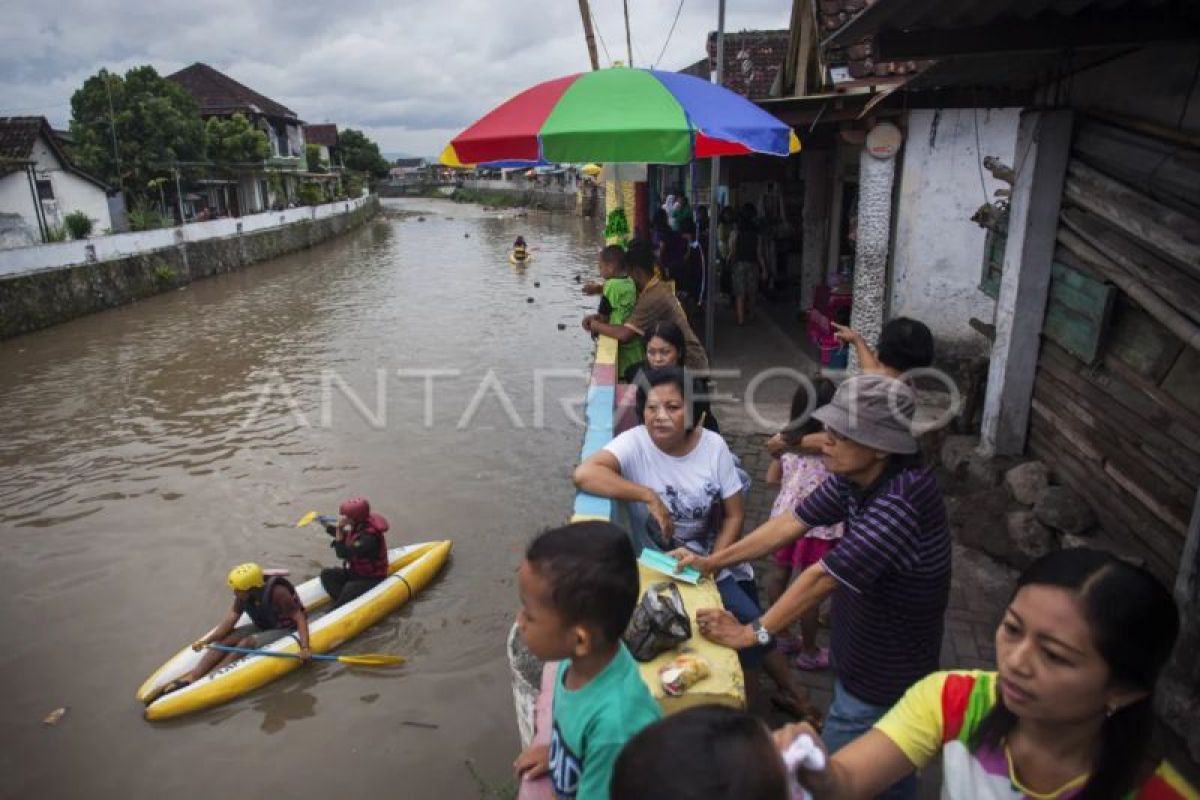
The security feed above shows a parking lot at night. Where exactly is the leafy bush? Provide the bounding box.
[153,263,176,284]
[344,175,364,198]
[64,210,94,239]
[45,224,68,242]
[128,208,173,231]
[297,183,324,206]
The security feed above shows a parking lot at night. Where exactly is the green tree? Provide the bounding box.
[206,113,270,164]
[69,66,206,201]
[305,143,327,173]
[338,128,390,179]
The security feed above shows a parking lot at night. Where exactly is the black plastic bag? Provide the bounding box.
[623,582,692,662]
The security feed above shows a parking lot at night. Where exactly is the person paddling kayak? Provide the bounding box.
[512,236,529,262]
[320,496,389,607]
[153,563,312,698]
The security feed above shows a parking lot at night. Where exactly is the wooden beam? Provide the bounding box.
[1064,160,1200,278]
[1060,207,1200,326]
[875,8,1200,61]
[1058,225,1200,353]
[795,0,816,97]
[1073,118,1200,215]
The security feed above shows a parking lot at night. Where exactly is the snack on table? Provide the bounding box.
[658,652,711,697]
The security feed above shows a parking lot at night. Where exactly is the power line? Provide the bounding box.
[590,7,613,65]
[654,0,686,68]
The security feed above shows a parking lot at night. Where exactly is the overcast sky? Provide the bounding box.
[2,0,790,157]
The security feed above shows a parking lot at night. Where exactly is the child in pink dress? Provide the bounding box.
[764,377,842,670]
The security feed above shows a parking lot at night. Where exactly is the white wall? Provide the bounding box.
[890,107,1022,358]
[30,136,113,233]
[0,172,39,229]
[0,195,370,276]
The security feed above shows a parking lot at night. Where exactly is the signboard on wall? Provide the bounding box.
[866,122,903,160]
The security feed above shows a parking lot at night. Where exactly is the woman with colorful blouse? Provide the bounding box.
[775,548,1194,800]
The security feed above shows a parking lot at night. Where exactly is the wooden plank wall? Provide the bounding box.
[1028,116,1200,581]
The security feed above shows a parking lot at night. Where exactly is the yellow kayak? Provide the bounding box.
[509,250,532,266]
[140,540,452,720]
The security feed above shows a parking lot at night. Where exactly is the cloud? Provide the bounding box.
[1,0,790,156]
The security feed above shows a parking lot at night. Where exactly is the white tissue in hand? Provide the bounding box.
[783,734,826,800]
[783,734,826,772]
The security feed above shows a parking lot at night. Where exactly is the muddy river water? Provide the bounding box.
[0,198,604,798]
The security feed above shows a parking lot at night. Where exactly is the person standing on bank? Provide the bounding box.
[584,239,709,372]
[320,496,390,607]
[674,374,951,800]
[728,203,767,326]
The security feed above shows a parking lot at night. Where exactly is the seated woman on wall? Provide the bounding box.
[775,547,1194,800]
[622,320,719,433]
[573,366,820,723]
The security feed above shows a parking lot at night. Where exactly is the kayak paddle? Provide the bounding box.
[208,643,405,667]
[295,511,337,529]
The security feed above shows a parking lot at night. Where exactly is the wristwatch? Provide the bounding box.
[750,618,772,646]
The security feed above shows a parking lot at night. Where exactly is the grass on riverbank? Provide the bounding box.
[447,188,531,208]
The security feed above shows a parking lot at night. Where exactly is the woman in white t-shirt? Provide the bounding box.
[573,366,820,723]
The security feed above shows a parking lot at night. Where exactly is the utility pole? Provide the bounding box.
[101,68,122,192]
[623,0,634,66]
[704,0,726,357]
[578,0,600,71]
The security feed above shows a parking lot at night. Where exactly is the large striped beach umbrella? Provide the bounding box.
[439,66,800,167]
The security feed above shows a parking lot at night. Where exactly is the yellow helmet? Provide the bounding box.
[227,563,265,592]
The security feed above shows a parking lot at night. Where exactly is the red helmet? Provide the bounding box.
[339,496,370,522]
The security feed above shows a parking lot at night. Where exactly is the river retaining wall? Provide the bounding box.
[0,196,379,340]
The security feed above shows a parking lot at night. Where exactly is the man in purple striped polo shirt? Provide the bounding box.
[675,374,950,800]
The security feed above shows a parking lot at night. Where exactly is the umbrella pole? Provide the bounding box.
[704,0,727,358]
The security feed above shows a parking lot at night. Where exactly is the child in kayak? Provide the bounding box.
[513,521,662,800]
[512,236,529,262]
[320,496,390,607]
[153,563,312,698]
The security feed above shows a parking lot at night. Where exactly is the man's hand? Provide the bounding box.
[581,314,597,332]
[696,608,756,649]
[513,743,550,780]
[668,548,713,576]
[582,281,603,295]
[191,639,208,653]
[299,645,313,663]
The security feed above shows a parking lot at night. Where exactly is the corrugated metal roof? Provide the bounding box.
[824,0,1184,48]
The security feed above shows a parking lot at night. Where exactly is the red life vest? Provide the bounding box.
[345,513,388,578]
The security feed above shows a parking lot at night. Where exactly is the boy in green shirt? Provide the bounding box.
[513,521,662,800]
[581,245,643,379]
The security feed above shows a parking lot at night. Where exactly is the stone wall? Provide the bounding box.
[458,181,579,212]
[0,196,379,340]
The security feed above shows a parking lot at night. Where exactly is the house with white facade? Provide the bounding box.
[0,116,112,248]
[167,63,308,215]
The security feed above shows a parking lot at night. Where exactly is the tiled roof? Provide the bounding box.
[167,62,300,121]
[0,116,42,163]
[706,29,790,100]
[0,116,109,189]
[303,124,338,147]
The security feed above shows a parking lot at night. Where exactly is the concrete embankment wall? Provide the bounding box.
[459,179,579,212]
[0,196,379,340]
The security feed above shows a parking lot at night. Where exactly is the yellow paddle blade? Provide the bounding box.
[335,653,407,667]
[295,511,319,528]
